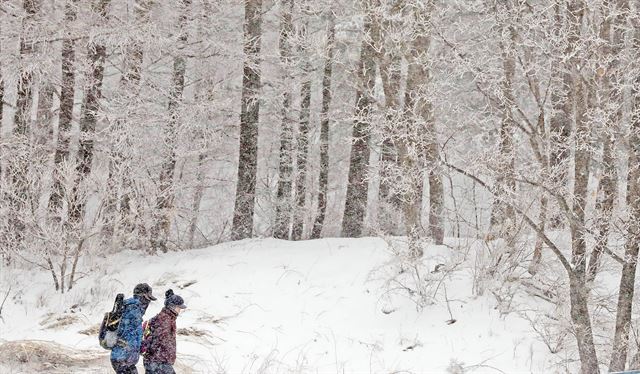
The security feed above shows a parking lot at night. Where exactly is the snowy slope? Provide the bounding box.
[0,238,553,373]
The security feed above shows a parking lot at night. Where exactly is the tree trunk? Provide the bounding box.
[151,0,191,253]
[490,30,516,240]
[609,9,640,371]
[71,0,110,222]
[310,12,335,240]
[34,84,55,152]
[588,135,616,282]
[402,0,442,247]
[548,2,581,229]
[587,0,626,284]
[187,153,207,248]
[50,0,79,214]
[13,0,40,137]
[232,0,263,240]
[104,0,150,246]
[376,9,403,236]
[6,0,41,248]
[528,195,547,275]
[569,274,600,374]
[291,15,312,241]
[274,0,295,240]
[341,1,377,238]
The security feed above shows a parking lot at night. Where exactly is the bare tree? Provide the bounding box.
[609,3,639,371]
[13,0,40,137]
[151,0,191,253]
[274,0,295,240]
[232,0,263,240]
[292,7,312,241]
[587,0,627,283]
[70,0,111,222]
[342,0,377,238]
[311,10,336,239]
[50,0,79,215]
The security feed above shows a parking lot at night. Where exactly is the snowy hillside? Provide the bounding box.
[0,238,554,373]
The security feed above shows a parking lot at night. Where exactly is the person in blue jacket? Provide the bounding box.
[111,283,157,373]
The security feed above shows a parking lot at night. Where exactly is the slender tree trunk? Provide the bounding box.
[588,135,616,282]
[552,3,599,372]
[377,10,403,236]
[375,0,403,235]
[548,2,581,229]
[490,29,516,240]
[291,14,312,241]
[311,12,335,239]
[186,0,213,248]
[188,153,207,248]
[151,0,191,253]
[6,0,41,247]
[588,0,626,284]
[34,84,55,151]
[571,82,595,374]
[569,274,600,374]
[71,0,110,222]
[341,0,377,238]
[274,0,295,240]
[104,0,150,245]
[402,0,442,248]
[609,9,640,371]
[528,195,547,275]
[232,0,263,240]
[50,0,79,215]
[13,0,40,137]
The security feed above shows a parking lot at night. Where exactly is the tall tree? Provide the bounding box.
[70,0,111,222]
[103,0,151,246]
[547,2,578,228]
[587,0,627,283]
[6,0,41,248]
[291,8,312,241]
[341,0,377,238]
[274,0,295,240]
[232,0,263,240]
[403,0,443,248]
[150,0,191,253]
[609,3,638,371]
[565,2,599,372]
[490,7,516,241]
[376,2,403,236]
[49,0,79,214]
[13,0,40,137]
[311,11,336,239]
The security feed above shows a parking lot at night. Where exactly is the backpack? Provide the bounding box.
[140,318,154,356]
[98,293,125,350]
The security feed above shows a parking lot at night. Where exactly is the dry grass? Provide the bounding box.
[79,323,101,336]
[177,326,208,337]
[39,313,81,330]
[0,340,106,372]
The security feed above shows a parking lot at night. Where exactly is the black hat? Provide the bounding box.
[164,289,187,309]
[133,283,157,301]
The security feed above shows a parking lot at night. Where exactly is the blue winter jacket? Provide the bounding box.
[111,297,144,364]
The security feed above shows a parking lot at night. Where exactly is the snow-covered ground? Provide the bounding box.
[0,237,555,373]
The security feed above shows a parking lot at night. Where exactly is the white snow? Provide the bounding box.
[0,238,554,373]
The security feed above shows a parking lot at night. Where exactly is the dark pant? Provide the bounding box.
[144,361,176,374]
[111,360,139,374]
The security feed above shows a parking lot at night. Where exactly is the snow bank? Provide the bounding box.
[0,238,552,373]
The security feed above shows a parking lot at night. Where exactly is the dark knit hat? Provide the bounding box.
[164,289,187,309]
[133,283,157,301]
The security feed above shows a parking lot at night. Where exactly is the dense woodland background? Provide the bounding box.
[1,0,640,372]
